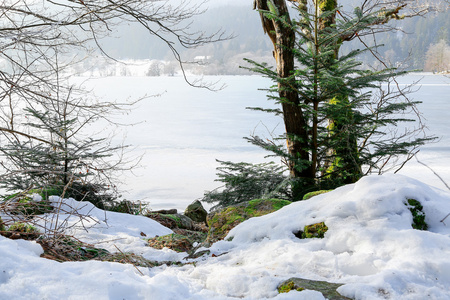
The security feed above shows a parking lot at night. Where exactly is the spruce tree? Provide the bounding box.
[0,84,132,209]
[248,1,433,195]
[203,1,435,208]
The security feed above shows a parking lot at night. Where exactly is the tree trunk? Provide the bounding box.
[316,0,362,183]
[254,0,312,181]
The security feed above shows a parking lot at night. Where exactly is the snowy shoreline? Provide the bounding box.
[1,174,450,299]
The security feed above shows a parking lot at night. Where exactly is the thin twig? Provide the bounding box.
[113,245,144,276]
[415,157,450,191]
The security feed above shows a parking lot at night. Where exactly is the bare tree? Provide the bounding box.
[0,1,225,203]
[424,39,450,73]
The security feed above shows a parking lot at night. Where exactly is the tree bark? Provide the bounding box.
[254,0,312,180]
[316,0,362,183]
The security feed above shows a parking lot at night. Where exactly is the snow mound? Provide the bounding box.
[208,174,450,299]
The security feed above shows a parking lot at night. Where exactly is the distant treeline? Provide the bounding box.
[97,5,449,75]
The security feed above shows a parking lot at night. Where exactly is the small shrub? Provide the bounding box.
[405,199,428,230]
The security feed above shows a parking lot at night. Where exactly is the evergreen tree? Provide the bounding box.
[203,1,435,208]
[0,80,134,208]
[202,160,291,210]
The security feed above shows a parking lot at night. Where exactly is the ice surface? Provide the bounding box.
[75,74,450,211]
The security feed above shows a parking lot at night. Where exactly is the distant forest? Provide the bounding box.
[95,4,449,75]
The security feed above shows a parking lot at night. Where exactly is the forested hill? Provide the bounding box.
[98,4,449,74]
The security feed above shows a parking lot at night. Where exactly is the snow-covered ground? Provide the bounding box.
[1,174,450,299]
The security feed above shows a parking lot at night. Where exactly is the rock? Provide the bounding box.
[278,278,352,299]
[206,198,291,244]
[145,213,194,230]
[147,228,207,253]
[184,200,207,224]
[152,209,178,214]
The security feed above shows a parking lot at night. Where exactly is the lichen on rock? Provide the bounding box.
[277,277,351,300]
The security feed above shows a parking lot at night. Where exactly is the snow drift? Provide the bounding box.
[1,174,450,299]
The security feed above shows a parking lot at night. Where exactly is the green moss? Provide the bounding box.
[0,217,4,231]
[297,222,328,239]
[16,199,53,216]
[406,199,428,230]
[206,199,291,244]
[208,207,245,237]
[278,280,305,293]
[302,190,333,200]
[163,214,181,223]
[319,0,338,13]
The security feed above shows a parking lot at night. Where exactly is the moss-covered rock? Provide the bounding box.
[206,198,291,244]
[148,234,193,253]
[146,213,194,230]
[277,278,351,299]
[278,280,305,293]
[147,228,208,253]
[302,222,328,239]
[302,190,333,200]
[184,200,207,224]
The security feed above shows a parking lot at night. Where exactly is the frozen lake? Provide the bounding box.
[81,73,450,210]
